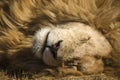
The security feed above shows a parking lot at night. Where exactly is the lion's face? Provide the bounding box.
[33,22,112,67]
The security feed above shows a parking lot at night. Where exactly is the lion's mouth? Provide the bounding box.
[55,57,81,68]
[41,31,50,56]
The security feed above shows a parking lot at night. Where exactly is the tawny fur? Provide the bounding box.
[0,0,120,76]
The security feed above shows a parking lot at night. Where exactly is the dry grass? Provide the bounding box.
[0,72,119,80]
[0,57,119,80]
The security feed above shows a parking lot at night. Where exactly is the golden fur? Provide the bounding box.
[0,0,120,76]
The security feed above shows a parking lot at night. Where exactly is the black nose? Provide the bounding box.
[55,40,63,49]
[46,40,63,60]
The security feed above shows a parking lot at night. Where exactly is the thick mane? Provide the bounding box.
[0,0,119,30]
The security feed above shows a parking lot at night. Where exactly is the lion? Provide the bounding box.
[0,0,120,78]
